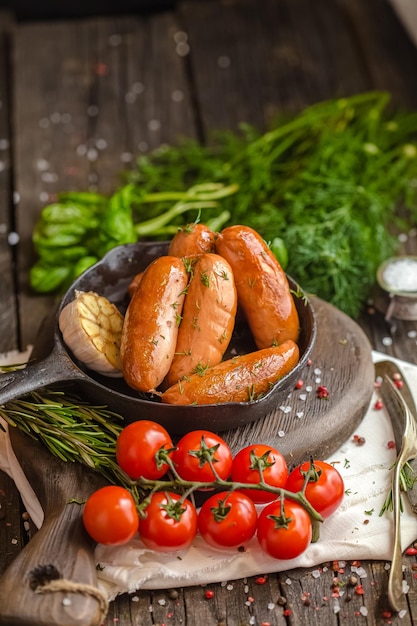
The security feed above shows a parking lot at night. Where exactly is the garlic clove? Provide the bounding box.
[59,290,124,377]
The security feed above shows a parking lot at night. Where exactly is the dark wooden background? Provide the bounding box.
[1,0,417,624]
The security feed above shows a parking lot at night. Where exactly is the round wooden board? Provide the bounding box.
[221,297,375,467]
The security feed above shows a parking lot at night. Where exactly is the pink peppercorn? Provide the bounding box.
[374,399,384,410]
[317,385,329,398]
[405,546,417,555]
[205,590,214,599]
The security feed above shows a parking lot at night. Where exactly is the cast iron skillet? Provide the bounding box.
[0,242,317,434]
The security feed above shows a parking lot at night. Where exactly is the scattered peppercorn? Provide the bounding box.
[317,385,330,399]
[353,434,366,445]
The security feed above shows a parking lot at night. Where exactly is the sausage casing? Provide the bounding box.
[216,225,300,349]
[120,256,188,392]
[162,340,299,405]
[168,223,217,257]
[166,253,237,386]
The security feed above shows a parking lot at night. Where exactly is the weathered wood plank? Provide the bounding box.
[0,12,18,353]
[0,471,26,577]
[340,0,417,107]
[179,0,370,134]
[13,12,197,349]
[0,10,25,583]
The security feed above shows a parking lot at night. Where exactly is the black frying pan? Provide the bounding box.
[0,242,317,434]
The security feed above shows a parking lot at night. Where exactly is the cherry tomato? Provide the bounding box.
[139,491,198,552]
[198,490,258,549]
[83,485,139,545]
[285,459,344,518]
[231,444,288,503]
[173,430,233,483]
[257,498,312,559]
[116,420,174,480]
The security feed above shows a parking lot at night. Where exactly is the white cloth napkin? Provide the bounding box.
[1,348,417,601]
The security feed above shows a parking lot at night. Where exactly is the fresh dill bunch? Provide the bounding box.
[126,91,417,318]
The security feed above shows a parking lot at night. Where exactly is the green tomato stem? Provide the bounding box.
[135,475,323,523]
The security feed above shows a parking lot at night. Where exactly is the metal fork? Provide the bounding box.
[378,368,417,612]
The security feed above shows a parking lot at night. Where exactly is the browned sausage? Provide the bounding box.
[161,340,299,405]
[120,256,189,392]
[166,253,237,386]
[168,223,217,257]
[216,225,300,349]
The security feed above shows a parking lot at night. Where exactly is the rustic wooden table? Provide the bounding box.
[1,0,417,624]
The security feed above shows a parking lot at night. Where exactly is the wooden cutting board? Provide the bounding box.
[223,296,375,465]
[0,427,108,626]
[0,296,374,626]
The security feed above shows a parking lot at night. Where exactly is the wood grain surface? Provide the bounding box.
[222,296,375,465]
[0,427,107,626]
[1,1,417,624]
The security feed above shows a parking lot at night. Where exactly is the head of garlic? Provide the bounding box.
[59,290,124,377]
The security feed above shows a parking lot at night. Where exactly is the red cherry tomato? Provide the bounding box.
[83,485,139,546]
[198,490,258,549]
[139,491,198,552]
[116,420,174,480]
[285,459,344,518]
[231,444,288,503]
[173,430,233,483]
[257,498,312,560]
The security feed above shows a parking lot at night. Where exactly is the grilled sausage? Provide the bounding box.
[120,256,188,392]
[162,340,299,405]
[166,253,237,386]
[168,223,217,257]
[216,225,300,349]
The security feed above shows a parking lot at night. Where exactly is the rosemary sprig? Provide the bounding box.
[379,461,417,516]
[0,389,129,486]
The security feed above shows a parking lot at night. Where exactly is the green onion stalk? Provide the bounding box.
[29,182,238,294]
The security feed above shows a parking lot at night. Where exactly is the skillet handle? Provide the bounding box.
[0,342,83,406]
